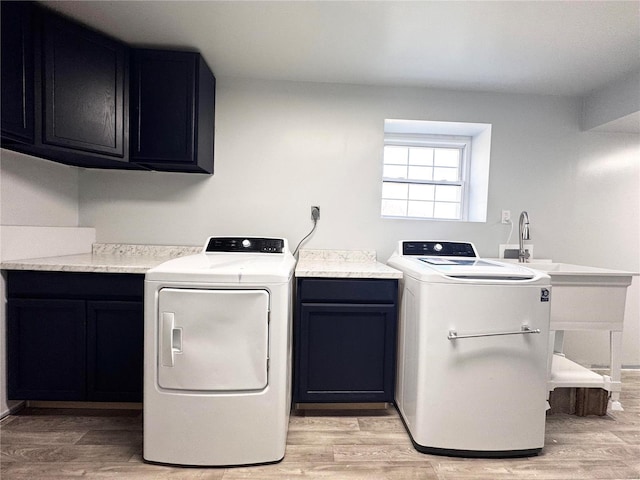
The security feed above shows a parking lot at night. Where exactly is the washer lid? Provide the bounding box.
[387,240,549,284]
[417,257,537,280]
[388,255,547,283]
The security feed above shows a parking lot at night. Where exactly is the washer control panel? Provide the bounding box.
[402,241,477,257]
[205,237,285,254]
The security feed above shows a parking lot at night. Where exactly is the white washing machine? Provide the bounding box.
[144,237,295,466]
[388,241,552,458]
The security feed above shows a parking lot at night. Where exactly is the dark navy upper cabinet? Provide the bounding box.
[1,1,35,144]
[1,3,215,173]
[1,3,137,169]
[42,11,128,160]
[131,49,215,174]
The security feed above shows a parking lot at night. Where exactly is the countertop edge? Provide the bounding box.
[0,245,199,275]
[295,270,403,279]
[1,262,151,274]
[295,259,403,280]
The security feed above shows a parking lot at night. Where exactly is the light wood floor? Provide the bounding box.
[2,370,639,479]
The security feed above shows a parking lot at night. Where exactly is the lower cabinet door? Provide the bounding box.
[296,303,397,402]
[87,301,143,401]
[8,299,86,400]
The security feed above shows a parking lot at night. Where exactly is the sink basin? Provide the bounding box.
[525,262,635,277]
[523,263,636,291]
[515,262,636,330]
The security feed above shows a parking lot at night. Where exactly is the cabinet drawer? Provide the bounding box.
[7,271,144,300]
[297,278,397,303]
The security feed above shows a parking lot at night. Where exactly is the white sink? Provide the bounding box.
[490,259,636,328]
[517,262,636,330]
[525,262,635,277]
[505,260,637,412]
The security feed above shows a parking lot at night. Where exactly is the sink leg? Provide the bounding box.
[607,330,624,412]
[553,330,565,355]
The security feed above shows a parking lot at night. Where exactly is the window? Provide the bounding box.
[381,119,492,222]
[381,137,469,220]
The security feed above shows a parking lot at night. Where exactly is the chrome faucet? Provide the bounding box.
[518,211,530,263]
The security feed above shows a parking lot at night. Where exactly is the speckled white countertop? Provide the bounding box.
[295,249,402,279]
[0,243,201,274]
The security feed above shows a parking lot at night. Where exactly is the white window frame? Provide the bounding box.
[382,133,472,221]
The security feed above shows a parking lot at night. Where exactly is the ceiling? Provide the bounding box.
[44,1,639,99]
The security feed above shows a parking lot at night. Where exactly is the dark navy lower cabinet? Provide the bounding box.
[6,271,144,402]
[87,301,143,402]
[294,278,398,403]
[8,298,87,400]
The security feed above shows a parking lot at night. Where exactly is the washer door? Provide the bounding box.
[157,288,269,391]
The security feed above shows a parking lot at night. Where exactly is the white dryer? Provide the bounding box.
[388,241,552,458]
[144,237,295,466]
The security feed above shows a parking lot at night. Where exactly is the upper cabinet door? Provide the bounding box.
[42,12,127,158]
[131,50,195,163]
[1,1,35,143]
[131,49,215,174]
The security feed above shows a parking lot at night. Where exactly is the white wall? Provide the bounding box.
[77,78,640,367]
[80,78,582,260]
[0,149,84,417]
[1,79,637,373]
[582,69,640,132]
[1,149,80,226]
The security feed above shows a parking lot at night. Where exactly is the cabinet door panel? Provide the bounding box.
[1,1,34,143]
[43,13,126,157]
[131,50,195,163]
[297,303,396,402]
[7,299,86,400]
[87,301,143,401]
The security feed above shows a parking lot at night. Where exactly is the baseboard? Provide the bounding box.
[26,401,142,410]
[0,401,25,419]
[295,402,389,410]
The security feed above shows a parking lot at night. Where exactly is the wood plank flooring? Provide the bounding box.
[1,370,639,479]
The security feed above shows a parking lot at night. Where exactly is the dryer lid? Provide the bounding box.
[146,236,295,283]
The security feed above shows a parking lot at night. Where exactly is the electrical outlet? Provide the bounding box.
[501,210,511,224]
[311,206,320,221]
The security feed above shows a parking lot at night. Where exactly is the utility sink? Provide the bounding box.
[526,262,618,272]
[521,262,635,330]
[526,262,635,280]
[519,261,637,412]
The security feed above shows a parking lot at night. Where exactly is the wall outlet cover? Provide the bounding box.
[499,243,534,259]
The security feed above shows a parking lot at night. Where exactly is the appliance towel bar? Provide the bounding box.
[447,325,540,340]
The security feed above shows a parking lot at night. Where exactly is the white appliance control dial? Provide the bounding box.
[242,239,251,248]
[434,243,443,252]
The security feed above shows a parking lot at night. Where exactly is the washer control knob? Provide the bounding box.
[242,239,251,248]
[434,243,443,252]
